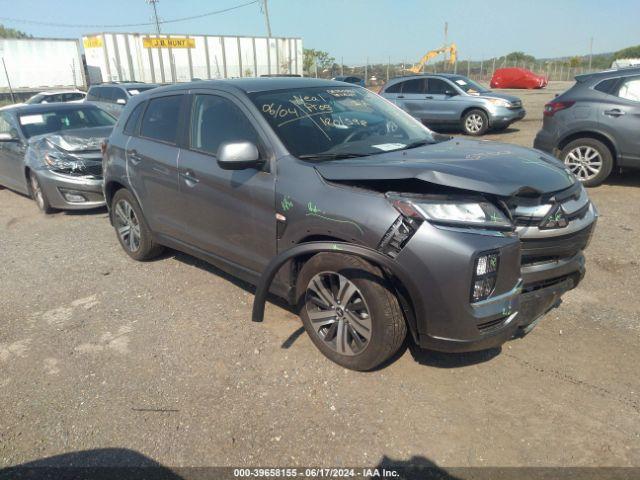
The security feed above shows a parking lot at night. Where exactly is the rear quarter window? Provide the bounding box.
[140,95,182,144]
[594,78,619,94]
[123,102,146,136]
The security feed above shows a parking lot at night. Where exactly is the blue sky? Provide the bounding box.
[1,0,638,63]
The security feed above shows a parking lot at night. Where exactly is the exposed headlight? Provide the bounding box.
[389,196,512,229]
[487,98,511,108]
[44,151,87,175]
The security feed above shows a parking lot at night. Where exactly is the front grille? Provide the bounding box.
[520,224,593,265]
[82,163,103,178]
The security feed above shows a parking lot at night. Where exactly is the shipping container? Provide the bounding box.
[82,32,303,84]
[0,38,84,92]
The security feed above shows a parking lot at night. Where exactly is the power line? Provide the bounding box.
[0,0,260,29]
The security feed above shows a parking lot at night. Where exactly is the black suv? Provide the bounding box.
[103,78,597,370]
[534,67,640,187]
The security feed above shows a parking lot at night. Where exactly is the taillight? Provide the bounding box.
[543,101,575,117]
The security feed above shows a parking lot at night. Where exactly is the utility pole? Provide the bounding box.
[588,37,593,71]
[262,0,272,37]
[147,0,161,35]
[2,58,15,104]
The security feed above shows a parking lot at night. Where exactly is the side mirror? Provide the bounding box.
[116,98,127,105]
[444,89,457,97]
[217,141,263,170]
[0,130,19,142]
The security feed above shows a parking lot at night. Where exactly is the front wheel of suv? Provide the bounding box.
[461,109,489,136]
[297,253,407,371]
[560,138,613,187]
[111,189,164,261]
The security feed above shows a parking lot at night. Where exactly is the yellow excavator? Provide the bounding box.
[407,44,457,74]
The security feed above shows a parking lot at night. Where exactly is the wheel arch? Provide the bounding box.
[460,105,490,121]
[256,241,421,344]
[558,131,618,165]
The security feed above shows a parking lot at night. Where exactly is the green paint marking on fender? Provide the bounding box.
[304,201,363,235]
[281,195,293,212]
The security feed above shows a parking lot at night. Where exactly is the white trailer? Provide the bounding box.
[82,32,303,84]
[0,38,84,92]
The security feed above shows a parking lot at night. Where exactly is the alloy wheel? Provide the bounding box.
[30,174,45,210]
[305,272,372,356]
[465,113,484,133]
[114,199,141,252]
[564,146,602,181]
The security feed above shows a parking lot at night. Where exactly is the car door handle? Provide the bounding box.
[604,109,625,117]
[180,170,199,186]
[425,96,433,99]
[397,95,405,99]
[128,150,142,165]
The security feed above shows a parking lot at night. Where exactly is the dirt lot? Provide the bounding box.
[1,82,639,471]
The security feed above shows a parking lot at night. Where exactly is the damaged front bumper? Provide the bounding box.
[36,167,105,210]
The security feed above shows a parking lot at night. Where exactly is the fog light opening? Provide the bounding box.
[60,189,88,203]
[471,251,499,303]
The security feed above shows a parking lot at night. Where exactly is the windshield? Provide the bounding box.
[448,75,490,94]
[251,86,436,159]
[18,107,116,138]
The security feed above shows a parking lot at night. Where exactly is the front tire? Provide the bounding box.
[462,109,489,136]
[560,138,613,187]
[111,189,164,261]
[297,253,406,371]
[29,171,55,214]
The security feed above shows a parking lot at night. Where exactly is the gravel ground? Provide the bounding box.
[1,82,639,471]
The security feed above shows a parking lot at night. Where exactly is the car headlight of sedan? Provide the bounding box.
[389,195,512,230]
[44,151,87,175]
[486,98,511,108]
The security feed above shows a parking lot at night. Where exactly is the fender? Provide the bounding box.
[251,241,425,342]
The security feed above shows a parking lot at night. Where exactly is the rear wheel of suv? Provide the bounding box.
[111,189,164,261]
[297,253,407,371]
[560,138,613,187]
[461,109,489,136]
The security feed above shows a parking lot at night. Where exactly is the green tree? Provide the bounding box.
[505,51,536,64]
[0,24,31,39]
[614,45,640,60]
[569,56,583,68]
[303,48,335,76]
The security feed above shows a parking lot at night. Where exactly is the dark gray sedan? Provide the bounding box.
[0,103,115,213]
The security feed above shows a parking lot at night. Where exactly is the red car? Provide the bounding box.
[490,68,548,89]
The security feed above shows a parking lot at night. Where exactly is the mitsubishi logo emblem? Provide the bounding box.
[540,204,568,229]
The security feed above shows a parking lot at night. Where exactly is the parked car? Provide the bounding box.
[25,90,86,104]
[103,78,596,370]
[534,67,640,187]
[0,103,115,212]
[379,74,526,135]
[85,83,158,118]
[332,75,365,87]
[490,68,548,89]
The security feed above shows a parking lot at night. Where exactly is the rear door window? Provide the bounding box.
[140,95,183,144]
[189,94,260,156]
[384,82,402,93]
[87,87,105,101]
[402,79,427,94]
[616,76,640,102]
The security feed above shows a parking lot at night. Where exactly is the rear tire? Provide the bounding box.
[297,253,406,371]
[560,138,613,187]
[462,109,489,136]
[29,171,55,214]
[111,189,164,261]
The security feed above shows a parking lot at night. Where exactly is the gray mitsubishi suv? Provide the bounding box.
[103,78,597,370]
[380,74,526,136]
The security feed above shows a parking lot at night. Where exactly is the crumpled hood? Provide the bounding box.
[314,138,575,197]
[31,126,113,152]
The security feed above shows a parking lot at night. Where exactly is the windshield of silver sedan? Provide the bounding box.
[18,107,115,138]
[251,86,437,160]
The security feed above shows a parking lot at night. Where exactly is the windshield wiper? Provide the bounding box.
[399,140,433,150]
[297,152,370,161]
